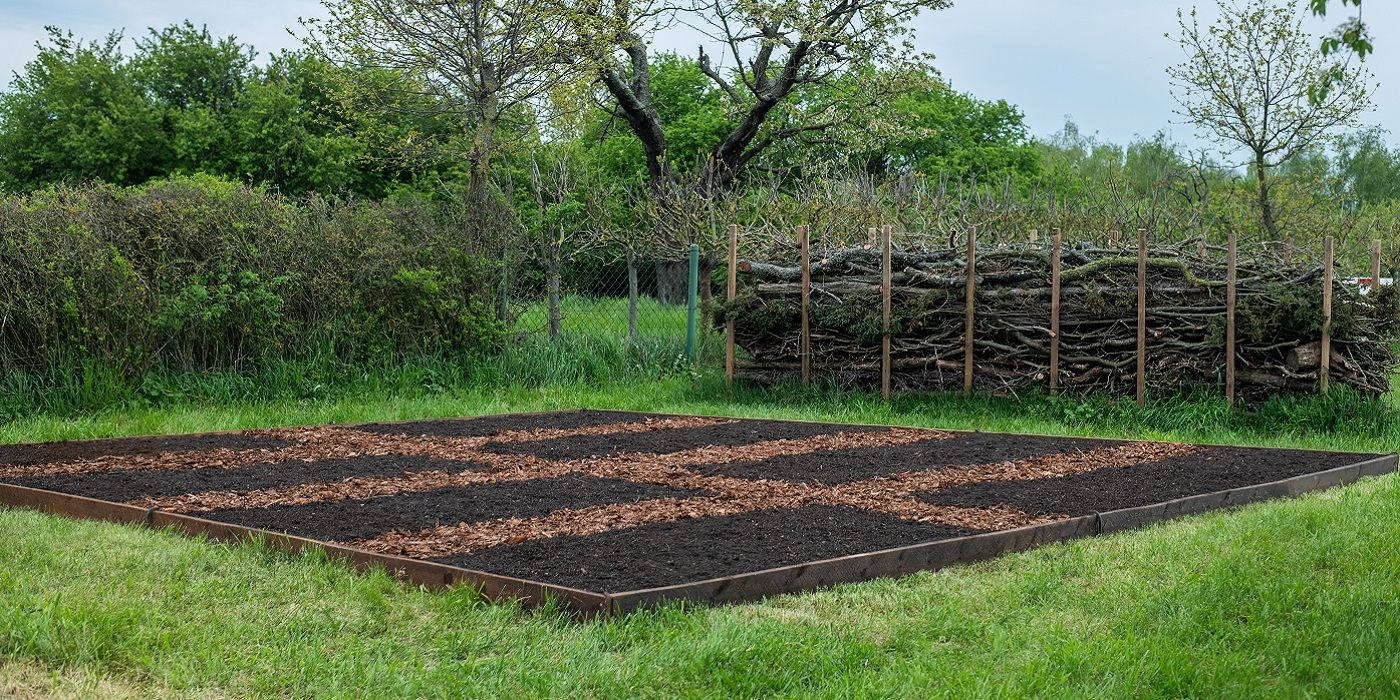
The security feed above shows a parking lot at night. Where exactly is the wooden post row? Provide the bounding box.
[1136,228,1147,407]
[1049,229,1062,395]
[964,227,976,398]
[881,225,893,400]
[799,225,812,385]
[1226,233,1237,410]
[1321,235,1334,395]
[725,224,739,391]
[1372,239,1383,294]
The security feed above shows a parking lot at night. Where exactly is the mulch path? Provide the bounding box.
[485,419,879,460]
[351,409,655,437]
[348,440,1201,560]
[0,432,293,468]
[693,432,1121,484]
[5,454,487,503]
[134,427,946,513]
[0,415,729,480]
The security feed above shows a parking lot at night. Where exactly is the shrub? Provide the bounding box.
[0,175,505,380]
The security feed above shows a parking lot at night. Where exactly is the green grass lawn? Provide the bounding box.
[3,372,1400,697]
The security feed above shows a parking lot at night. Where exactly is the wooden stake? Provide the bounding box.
[1321,235,1333,395]
[1372,239,1382,294]
[964,227,976,398]
[881,225,893,400]
[1226,233,1237,410]
[725,223,738,391]
[1109,229,1120,247]
[799,225,811,385]
[1197,238,1207,258]
[1136,227,1147,407]
[1049,229,1062,395]
[1029,228,1039,243]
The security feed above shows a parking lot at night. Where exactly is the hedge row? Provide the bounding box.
[0,176,504,378]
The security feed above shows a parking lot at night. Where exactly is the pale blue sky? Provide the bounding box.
[1,0,1394,157]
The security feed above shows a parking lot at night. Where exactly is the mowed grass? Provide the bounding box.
[3,368,1400,697]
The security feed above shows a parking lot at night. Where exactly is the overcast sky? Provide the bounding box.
[1,0,1395,156]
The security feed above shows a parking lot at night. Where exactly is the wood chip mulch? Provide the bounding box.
[346,440,1204,558]
[130,427,950,513]
[6,412,1210,561]
[0,415,734,480]
[347,496,1038,560]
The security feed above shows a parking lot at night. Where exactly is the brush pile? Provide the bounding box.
[717,240,1400,398]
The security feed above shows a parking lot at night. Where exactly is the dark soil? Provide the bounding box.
[694,432,1119,484]
[920,446,1377,515]
[0,432,293,467]
[2,410,1388,599]
[440,505,980,592]
[486,419,878,460]
[6,455,484,502]
[203,474,704,542]
[352,409,653,437]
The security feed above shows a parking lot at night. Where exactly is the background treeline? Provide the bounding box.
[3,24,1397,259]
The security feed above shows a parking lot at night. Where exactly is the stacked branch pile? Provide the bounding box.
[718,240,1399,397]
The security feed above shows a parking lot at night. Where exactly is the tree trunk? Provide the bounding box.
[547,238,562,338]
[627,247,639,339]
[1254,155,1279,240]
[655,259,689,305]
[699,260,713,306]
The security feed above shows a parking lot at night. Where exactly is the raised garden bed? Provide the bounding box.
[0,410,1393,614]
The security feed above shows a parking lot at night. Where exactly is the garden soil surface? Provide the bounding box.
[0,410,1384,594]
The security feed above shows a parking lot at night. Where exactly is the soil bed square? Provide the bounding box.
[0,410,1392,611]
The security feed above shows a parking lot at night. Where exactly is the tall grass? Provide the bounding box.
[0,295,720,421]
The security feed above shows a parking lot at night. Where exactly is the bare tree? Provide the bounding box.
[568,0,950,191]
[302,0,574,203]
[1168,0,1373,239]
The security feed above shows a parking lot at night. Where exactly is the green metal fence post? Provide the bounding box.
[686,244,699,362]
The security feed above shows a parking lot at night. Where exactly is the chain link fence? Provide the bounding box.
[491,241,726,385]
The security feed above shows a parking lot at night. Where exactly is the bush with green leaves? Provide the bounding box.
[0,175,504,381]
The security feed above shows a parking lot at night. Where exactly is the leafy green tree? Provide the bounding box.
[857,78,1038,182]
[570,0,953,189]
[0,28,167,189]
[131,22,255,177]
[581,53,730,180]
[1169,0,1374,238]
[225,53,435,197]
[1334,128,1400,206]
[1309,0,1370,57]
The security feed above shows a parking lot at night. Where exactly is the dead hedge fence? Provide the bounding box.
[717,226,1400,405]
